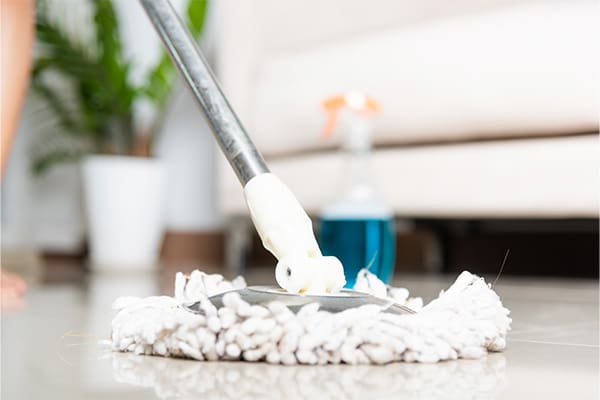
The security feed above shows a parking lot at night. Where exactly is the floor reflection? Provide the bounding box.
[108,351,507,400]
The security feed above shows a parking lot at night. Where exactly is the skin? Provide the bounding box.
[1,0,34,310]
[1,0,34,173]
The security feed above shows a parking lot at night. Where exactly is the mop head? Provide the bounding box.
[110,270,511,364]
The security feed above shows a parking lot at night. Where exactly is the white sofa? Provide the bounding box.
[211,0,598,269]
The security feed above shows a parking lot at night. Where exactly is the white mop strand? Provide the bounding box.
[354,269,424,311]
[110,270,511,364]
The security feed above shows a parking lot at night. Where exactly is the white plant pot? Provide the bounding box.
[82,155,166,271]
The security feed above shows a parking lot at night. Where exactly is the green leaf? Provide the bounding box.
[92,0,137,115]
[34,22,97,79]
[142,54,174,103]
[31,149,84,175]
[93,0,124,84]
[142,0,208,108]
[186,0,208,36]
[31,78,83,134]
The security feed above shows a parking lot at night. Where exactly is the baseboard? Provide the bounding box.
[161,231,225,265]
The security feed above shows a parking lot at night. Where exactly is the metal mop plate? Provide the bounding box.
[183,286,416,316]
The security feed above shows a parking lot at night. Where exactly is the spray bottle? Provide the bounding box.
[319,92,395,288]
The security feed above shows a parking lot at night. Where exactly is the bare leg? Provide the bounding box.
[1,0,34,172]
[0,270,26,311]
[1,0,35,310]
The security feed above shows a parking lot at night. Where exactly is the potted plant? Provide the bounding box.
[31,0,208,270]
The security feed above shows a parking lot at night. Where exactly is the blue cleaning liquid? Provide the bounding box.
[319,218,395,288]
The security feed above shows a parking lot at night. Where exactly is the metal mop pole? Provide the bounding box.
[139,0,269,185]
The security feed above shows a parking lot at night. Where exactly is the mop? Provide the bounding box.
[111,268,510,364]
[108,0,512,365]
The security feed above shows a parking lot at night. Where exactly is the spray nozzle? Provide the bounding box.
[321,92,380,139]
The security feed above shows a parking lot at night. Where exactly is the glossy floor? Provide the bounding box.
[1,264,598,400]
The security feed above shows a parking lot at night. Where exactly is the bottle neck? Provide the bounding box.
[343,148,374,201]
[341,113,373,201]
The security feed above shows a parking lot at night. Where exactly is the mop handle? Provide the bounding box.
[139,0,269,185]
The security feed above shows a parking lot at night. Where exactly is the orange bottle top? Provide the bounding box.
[321,92,380,139]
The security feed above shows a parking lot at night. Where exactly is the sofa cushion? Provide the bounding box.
[219,135,598,218]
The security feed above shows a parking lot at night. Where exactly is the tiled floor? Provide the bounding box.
[1,264,598,400]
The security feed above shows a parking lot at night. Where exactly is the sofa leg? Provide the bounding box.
[427,230,445,274]
[413,220,448,274]
[224,216,251,277]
